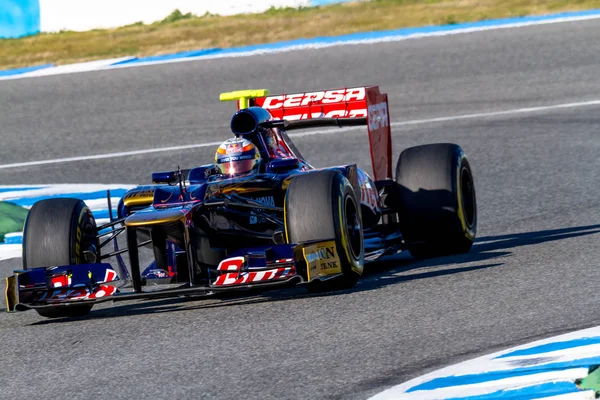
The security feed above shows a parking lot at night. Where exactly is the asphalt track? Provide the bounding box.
[0,18,599,400]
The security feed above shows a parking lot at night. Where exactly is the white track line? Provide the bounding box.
[391,99,600,127]
[0,99,598,170]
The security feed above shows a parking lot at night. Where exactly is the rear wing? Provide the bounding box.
[219,86,392,181]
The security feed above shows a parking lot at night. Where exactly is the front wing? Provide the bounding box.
[5,240,345,313]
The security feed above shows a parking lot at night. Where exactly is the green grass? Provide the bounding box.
[0,202,27,243]
[1,0,599,70]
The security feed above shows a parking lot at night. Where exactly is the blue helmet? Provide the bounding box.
[215,137,261,176]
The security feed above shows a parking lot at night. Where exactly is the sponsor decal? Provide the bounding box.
[213,267,294,286]
[368,101,389,131]
[251,196,275,207]
[303,240,342,280]
[40,284,116,301]
[50,273,72,288]
[257,87,368,120]
[103,269,118,283]
[50,268,118,287]
[360,181,379,210]
[145,269,170,278]
[226,142,242,154]
[123,189,155,207]
[262,88,366,109]
[217,256,245,271]
[74,208,87,264]
[249,196,275,224]
[217,154,255,163]
[159,191,174,203]
[284,109,367,120]
[123,189,154,200]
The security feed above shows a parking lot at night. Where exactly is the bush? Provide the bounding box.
[160,9,194,24]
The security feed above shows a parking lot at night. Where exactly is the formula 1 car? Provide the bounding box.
[5,85,477,318]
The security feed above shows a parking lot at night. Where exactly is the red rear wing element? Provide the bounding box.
[252,86,392,181]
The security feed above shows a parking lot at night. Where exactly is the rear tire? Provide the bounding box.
[285,171,364,291]
[23,198,98,318]
[395,143,477,258]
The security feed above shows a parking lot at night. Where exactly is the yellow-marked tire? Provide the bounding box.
[285,170,364,291]
[23,198,98,318]
[395,143,477,258]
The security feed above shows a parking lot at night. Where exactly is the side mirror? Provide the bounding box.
[267,158,300,172]
[152,169,191,184]
[152,171,177,184]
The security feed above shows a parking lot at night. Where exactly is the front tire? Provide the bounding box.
[395,143,477,258]
[285,171,364,291]
[23,198,98,318]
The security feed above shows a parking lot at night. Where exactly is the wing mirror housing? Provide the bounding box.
[152,171,177,184]
[266,158,300,172]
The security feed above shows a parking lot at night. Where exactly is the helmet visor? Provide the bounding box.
[216,158,258,176]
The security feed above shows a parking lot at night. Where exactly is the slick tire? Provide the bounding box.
[285,170,364,291]
[395,143,477,258]
[23,198,98,318]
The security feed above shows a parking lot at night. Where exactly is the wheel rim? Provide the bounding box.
[460,166,475,228]
[344,195,362,260]
[79,210,99,263]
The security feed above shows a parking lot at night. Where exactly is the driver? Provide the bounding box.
[215,137,262,177]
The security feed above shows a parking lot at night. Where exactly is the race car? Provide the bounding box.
[5,85,477,318]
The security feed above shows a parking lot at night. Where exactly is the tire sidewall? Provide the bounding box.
[21,198,98,318]
[22,199,98,270]
[455,154,477,243]
[69,203,97,265]
[332,174,364,276]
[395,143,477,256]
[284,171,365,284]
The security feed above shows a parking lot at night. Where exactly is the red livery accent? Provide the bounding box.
[103,269,118,283]
[254,87,367,121]
[89,285,117,299]
[50,274,71,288]
[270,258,293,264]
[217,256,245,271]
[41,285,117,302]
[253,86,392,180]
[365,87,392,181]
[213,267,294,286]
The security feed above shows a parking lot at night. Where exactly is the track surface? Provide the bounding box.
[1,19,599,399]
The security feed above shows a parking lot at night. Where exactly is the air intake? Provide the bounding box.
[230,107,273,136]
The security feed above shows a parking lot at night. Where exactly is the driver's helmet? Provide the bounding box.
[215,137,261,176]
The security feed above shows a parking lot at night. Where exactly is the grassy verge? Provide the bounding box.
[0,202,27,242]
[1,0,599,70]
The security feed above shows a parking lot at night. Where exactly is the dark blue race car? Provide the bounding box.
[6,85,477,318]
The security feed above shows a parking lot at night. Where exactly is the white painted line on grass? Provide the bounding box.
[0,99,598,170]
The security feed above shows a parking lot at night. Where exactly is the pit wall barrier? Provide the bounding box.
[0,0,353,38]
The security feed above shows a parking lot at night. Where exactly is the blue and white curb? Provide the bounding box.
[1,9,600,80]
[0,184,135,261]
[371,327,600,399]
